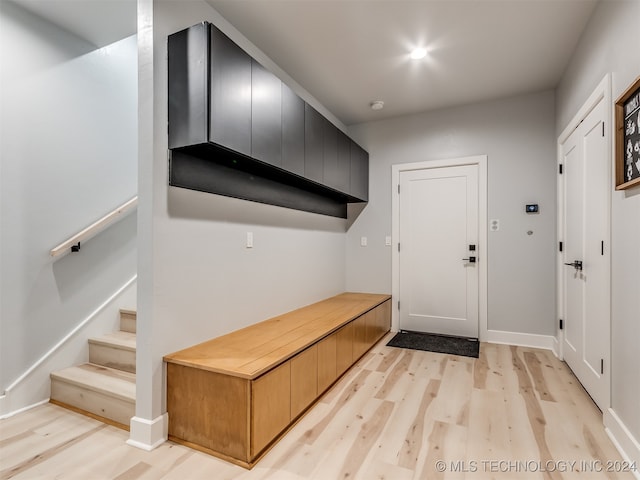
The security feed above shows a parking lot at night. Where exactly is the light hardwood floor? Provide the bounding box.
[1,336,635,479]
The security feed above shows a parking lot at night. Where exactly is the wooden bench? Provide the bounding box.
[163,292,392,468]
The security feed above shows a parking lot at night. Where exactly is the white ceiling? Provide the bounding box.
[207,0,598,125]
[13,0,598,126]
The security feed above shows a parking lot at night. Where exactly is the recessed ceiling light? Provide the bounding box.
[410,47,427,60]
[370,100,384,111]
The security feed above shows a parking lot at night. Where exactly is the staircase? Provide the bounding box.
[50,309,136,430]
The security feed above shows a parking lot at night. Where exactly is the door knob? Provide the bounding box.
[462,256,476,263]
[564,260,583,271]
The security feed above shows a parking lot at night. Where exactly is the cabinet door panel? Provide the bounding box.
[251,361,290,457]
[251,60,282,166]
[282,84,305,175]
[350,141,369,201]
[209,25,251,156]
[322,121,339,189]
[352,314,368,361]
[376,300,391,342]
[291,345,318,419]
[364,310,378,349]
[168,23,208,149]
[317,334,337,393]
[336,323,354,376]
[334,131,351,193]
[304,104,324,183]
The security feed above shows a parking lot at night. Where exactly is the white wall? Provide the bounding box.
[0,1,138,405]
[346,91,557,338]
[133,0,348,441]
[556,0,640,462]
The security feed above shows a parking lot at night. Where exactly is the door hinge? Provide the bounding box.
[559,241,563,252]
[398,243,400,252]
[559,164,563,174]
[397,184,400,194]
[559,319,563,330]
[397,300,400,310]
[602,122,605,137]
[601,359,604,375]
[601,241,604,256]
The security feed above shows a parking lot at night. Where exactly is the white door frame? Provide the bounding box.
[556,74,612,368]
[391,155,488,340]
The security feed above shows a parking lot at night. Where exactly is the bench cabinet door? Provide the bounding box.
[291,345,318,419]
[336,322,354,375]
[317,334,337,393]
[251,361,290,458]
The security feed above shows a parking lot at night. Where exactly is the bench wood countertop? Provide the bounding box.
[163,292,391,379]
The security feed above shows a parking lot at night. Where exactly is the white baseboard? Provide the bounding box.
[0,277,137,418]
[551,335,560,358]
[604,409,640,479]
[128,413,168,451]
[484,329,556,351]
[0,398,49,420]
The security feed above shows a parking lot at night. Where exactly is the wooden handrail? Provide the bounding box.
[50,196,138,257]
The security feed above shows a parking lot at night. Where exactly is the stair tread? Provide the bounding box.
[89,331,136,350]
[51,364,135,402]
[120,308,136,316]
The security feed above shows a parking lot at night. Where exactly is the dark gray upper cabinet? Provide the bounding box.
[251,60,282,166]
[304,104,324,183]
[350,141,369,202]
[168,22,208,149]
[168,21,369,217]
[325,128,352,194]
[281,83,304,176]
[335,131,351,194]
[209,26,252,156]
[322,120,338,190]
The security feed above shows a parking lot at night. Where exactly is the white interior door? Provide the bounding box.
[560,96,610,412]
[398,164,479,338]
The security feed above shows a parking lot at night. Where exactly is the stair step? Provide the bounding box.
[50,364,135,428]
[120,309,136,334]
[89,331,136,373]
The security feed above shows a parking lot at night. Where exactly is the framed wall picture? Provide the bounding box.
[615,75,640,190]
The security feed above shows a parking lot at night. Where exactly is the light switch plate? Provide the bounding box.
[385,236,392,246]
[246,232,253,248]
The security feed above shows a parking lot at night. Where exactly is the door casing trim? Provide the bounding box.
[391,156,488,341]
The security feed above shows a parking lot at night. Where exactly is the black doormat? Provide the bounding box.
[387,331,479,358]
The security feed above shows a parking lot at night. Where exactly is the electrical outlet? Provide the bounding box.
[246,232,253,248]
[490,219,500,232]
[360,236,368,247]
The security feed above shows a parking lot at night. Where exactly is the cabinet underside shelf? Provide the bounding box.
[169,148,352,218]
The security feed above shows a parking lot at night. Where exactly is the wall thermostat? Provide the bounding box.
[525,204,539,213]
